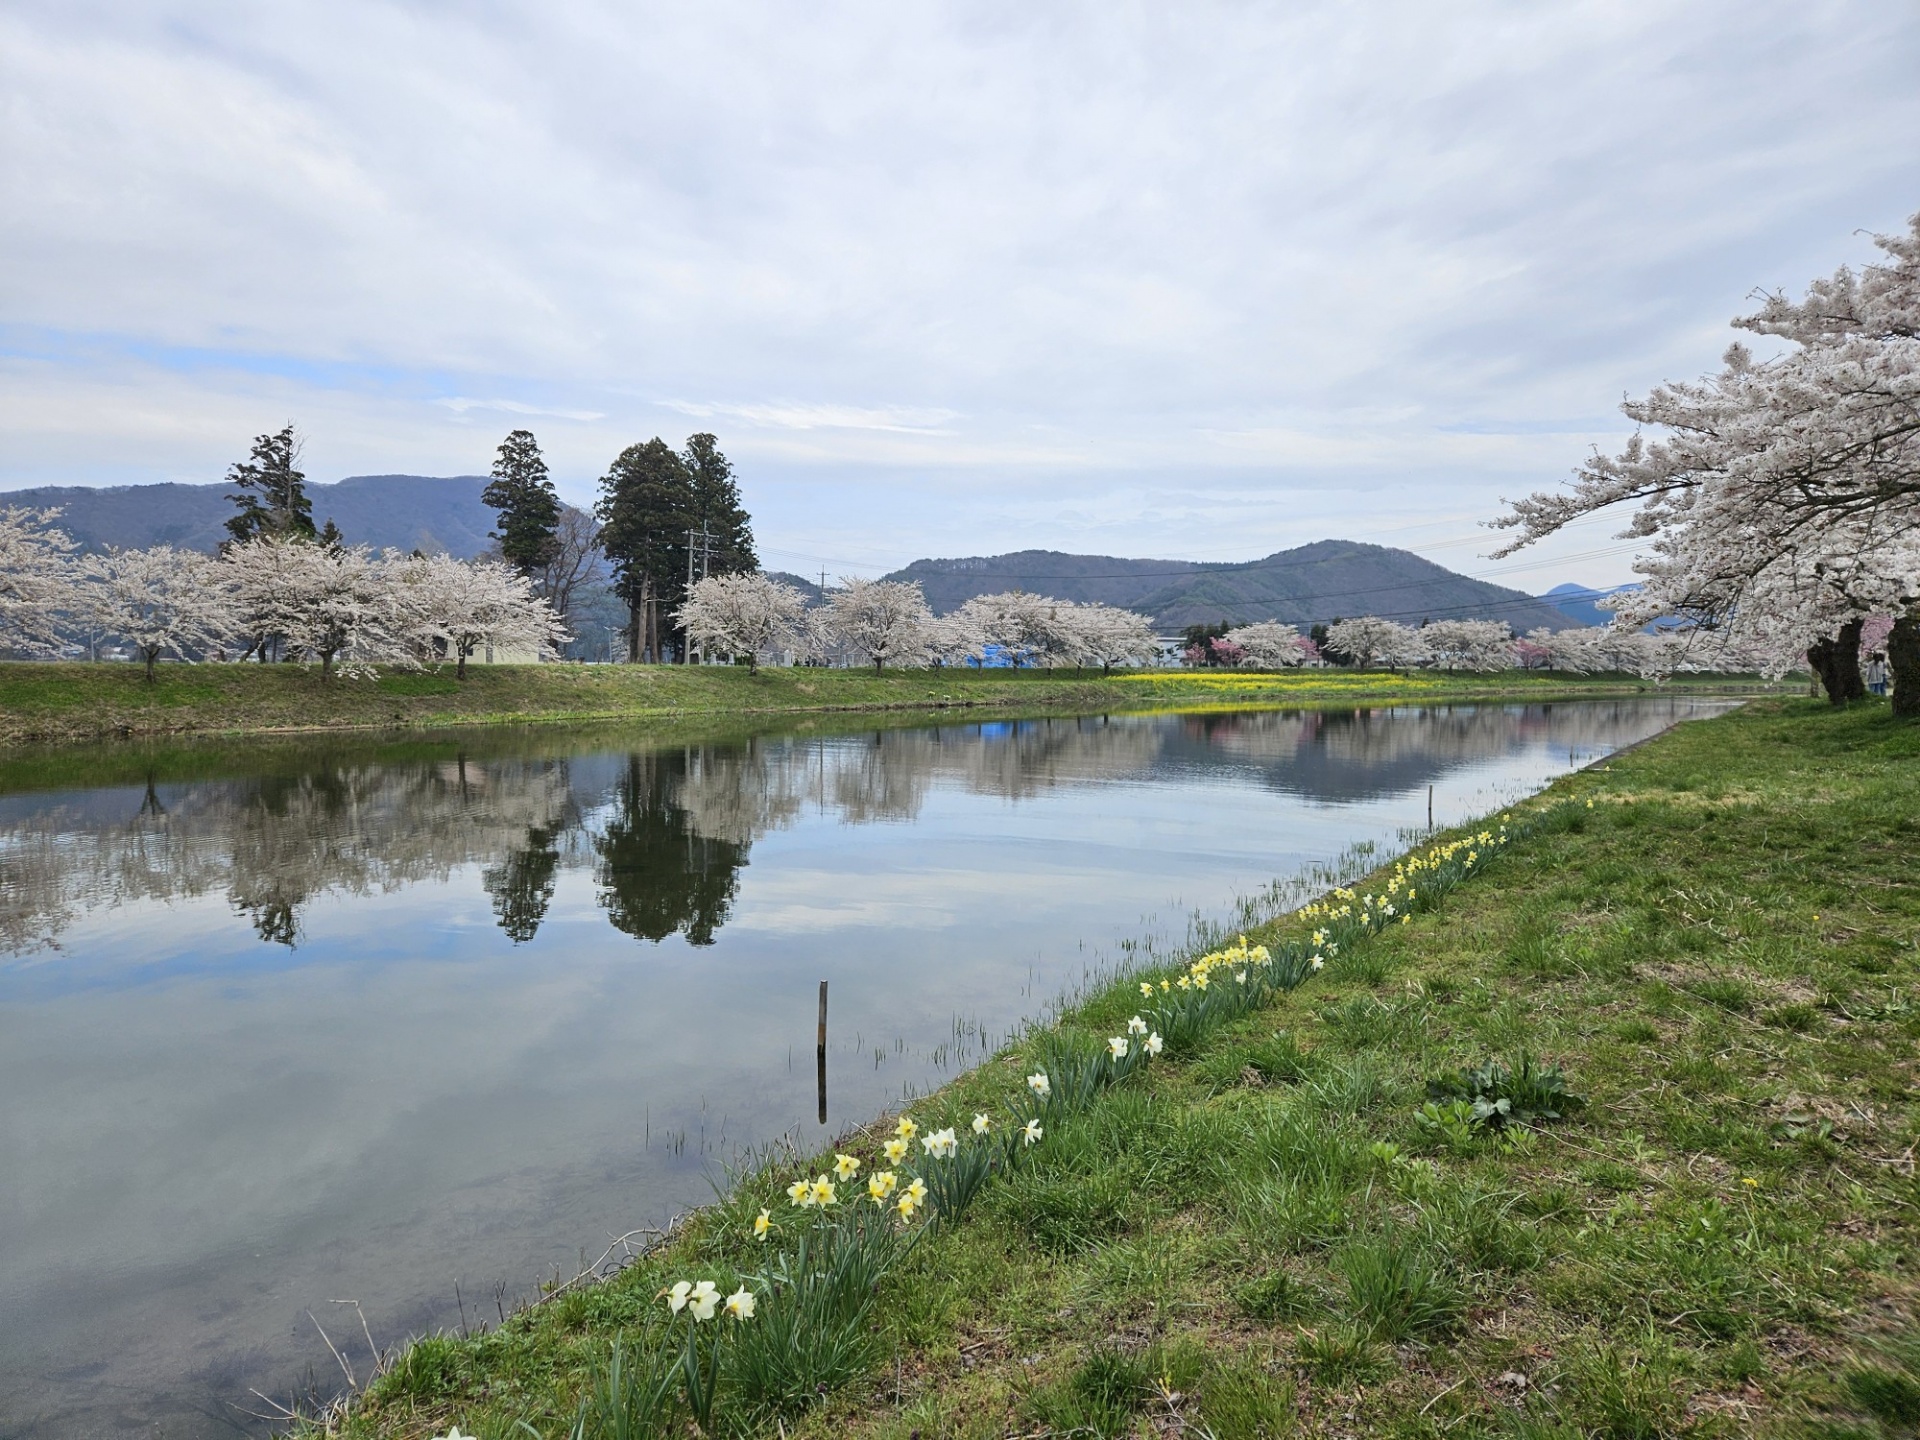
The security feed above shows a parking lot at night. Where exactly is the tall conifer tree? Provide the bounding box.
[482,429,562,576]
[224,425,316,544]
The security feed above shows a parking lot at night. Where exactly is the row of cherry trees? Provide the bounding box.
[1494,210,1919,715]
[0,510,564,680]
[676,575,1161,673]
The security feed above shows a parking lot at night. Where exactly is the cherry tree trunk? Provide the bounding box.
[1889,608,1920,720]
[1806,618,1866,706]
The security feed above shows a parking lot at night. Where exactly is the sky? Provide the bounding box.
[2,2,1917,589]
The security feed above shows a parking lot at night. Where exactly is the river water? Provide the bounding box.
[0,698,1732,1438]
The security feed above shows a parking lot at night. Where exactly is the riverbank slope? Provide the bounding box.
[0,661,1784,746]
[335,697,1919,1440]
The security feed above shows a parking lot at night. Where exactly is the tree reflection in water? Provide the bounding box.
[595,752,747,946]
[0,700,1721,958]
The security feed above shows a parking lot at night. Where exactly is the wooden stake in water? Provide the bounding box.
[1428,784,1434,832]
[816,980,828,1124]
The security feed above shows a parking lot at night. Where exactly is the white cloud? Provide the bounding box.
[2,0,1917,587]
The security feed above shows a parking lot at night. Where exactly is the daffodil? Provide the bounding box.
[431,1429,475,1440]
[1027,1071,1051,1098]
[809,1175,837,1207]
[1127,1015,1148,1035]
[1159,978,1170,992]
[1140,982,1155,997]
[883,1137,909,1164]
[753,1208,773,1240]
[906,1176,928,1204]
[895,1115,918,1140]
[786,1178,812,1208]
[725,1285,756,1320]
[665,1280,693,1312]
[1310,955,1325,971]
[868,1170,897,1202]
[1023,1117,1043,1146]
[971,1112,991,1134]
[896,1191,922,1221]
[833,1152,861,1181]
[1108,1036,1129,1060]
[1145,1032,1163,1056]
[688,1280,720,1321]
[923,1127,958,1159]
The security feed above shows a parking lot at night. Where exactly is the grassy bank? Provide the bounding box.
[323,697,1920,1440]
[0,661,1785,746]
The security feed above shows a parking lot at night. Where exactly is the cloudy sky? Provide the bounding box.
[3,2,1917,587]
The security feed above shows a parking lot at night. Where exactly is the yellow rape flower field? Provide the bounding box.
[328,699,1918,1440]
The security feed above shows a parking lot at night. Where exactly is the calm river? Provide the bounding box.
[0,698,1732,1438]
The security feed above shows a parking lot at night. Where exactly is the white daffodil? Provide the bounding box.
[725,1285,756,1321]
[753,1208,773,1240]
[1023,1118,1043,1146]
[1126,1015,1148,1035]
[1108,1036,1129,1060]
[972,1112,991,1134]
[665,1280,693,1313]
[688,1280,720,1322]
[1310,955,1325,971]
[1145,1032,1164,1056]
[923,1127,958,1159]
[1027,1071,1051,1098]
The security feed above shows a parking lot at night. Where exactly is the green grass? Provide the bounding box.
[0,659,1785,747]
[323,697,1916,1440]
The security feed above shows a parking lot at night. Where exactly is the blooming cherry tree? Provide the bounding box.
[81,545,233,681]
[1225,620,1310,668]
[674,572,807,673]
[1325,616,1429,669]
[825,577,935,670]
[222,537,395,679]
[393,552,568,677]
[1419,619,1513,672]
[0,507,79,655]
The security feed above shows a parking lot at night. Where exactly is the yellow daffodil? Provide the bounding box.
[1127,1015,1148,1035]
[1140,982,1155,997]
[896,1191,922,1221]
[895,1116,918,1140]
[688,1280,720,1321]
[833,1153,861,1181]
[1023,1118,1043,1146]
[725,1285,756,1320]
[972,1112,991,1134]
[1160,978,1170,992]
[809,1175,837,1207]
[883,1137,909,1164]
[868,1170,897,1202]
[753,1208,773,1240]
[787,1179,812,1208]
[906,1176,928,1204]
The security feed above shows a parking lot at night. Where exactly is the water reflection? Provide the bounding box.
[1,702,1672,961]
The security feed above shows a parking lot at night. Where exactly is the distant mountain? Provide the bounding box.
[884,541,1578,633]
[1542,582,1639,628]
[1,475,498,557]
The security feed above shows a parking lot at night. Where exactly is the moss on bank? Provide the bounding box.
[335,699,1916,1439]
[0,660,1785,748]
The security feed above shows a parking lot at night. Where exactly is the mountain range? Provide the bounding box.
[3,474,1589,633]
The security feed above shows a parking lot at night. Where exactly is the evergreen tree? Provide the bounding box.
[596,438,695,662]
[482,429,562,576]
[681,433,757,575]
[224,425,316,545]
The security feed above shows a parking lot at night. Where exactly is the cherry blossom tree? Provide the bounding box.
[1225,620,1310,668]
[1419,619,1513,672]
[1325,616,1429,670]
[80,545,233,681]
[674,572,807,674]
[221,537,395,679]
[824,577,934,671]
[1493,211,1920,712]
[0,507,79,655]
[393,552,568,677]
[1070,603,1160,673]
